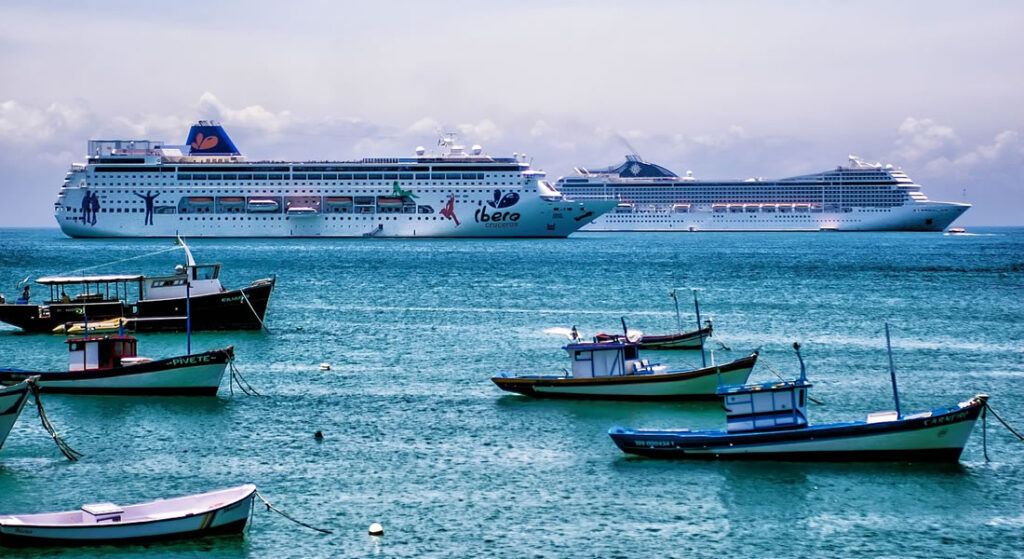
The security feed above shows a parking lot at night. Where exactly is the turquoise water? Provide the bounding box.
[0,228,1022,558]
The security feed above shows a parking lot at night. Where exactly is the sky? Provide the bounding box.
[2,0,1022,226]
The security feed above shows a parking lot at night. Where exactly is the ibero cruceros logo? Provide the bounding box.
[191,133,219,151]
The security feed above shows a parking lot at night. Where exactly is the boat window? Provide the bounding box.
[623,346,638,360]
[574,351,592,361]
[798,389,804,407]
[418,205,435,214]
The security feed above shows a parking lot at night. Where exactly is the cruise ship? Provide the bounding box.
[54,122,615,238]
[554,155,970,232]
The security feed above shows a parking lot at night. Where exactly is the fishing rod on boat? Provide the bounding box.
[692,288,706,368]
[884,322,901,419]
[669,289,682,333]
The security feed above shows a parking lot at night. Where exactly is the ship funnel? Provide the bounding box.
[185,121,241,156]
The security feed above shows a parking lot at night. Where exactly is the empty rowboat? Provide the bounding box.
[0,484,257,547]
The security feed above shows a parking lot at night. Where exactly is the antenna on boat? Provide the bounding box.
[669,289,682,333]
[620,316,629,339]
[793,342,806,381]
[885,322,901,418]
[692,288,706,368]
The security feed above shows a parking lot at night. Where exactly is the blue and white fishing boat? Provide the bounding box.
[609,332,989,461]
[492,328,758,400]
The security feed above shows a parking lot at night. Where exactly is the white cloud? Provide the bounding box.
[195,92,291,135]
[894,117,960,161]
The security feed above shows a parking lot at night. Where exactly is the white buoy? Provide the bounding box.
[368,522,384,536]
[319,363,330,371]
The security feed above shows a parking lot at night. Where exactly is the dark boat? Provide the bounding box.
[0,240,274,334]
[0,335,232,396]
[595,324,712,350]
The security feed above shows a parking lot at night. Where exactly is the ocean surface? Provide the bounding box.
[0,227,1022,558]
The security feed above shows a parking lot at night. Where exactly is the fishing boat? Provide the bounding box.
[0,484,257,547]
[0,379,32,453]
[492,332,758,400]
[595,323,712,350]
[0,238,274,333]
[609,334,989,461]
[0,335,232,395]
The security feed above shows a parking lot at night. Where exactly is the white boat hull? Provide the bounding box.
[532,365,751,398]
[0,381,31,451]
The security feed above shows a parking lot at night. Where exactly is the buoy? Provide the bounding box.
[319,363,330,371]
[314,430,323,440]
[368,522,384,536]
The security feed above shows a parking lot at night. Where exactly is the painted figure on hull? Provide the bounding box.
[134,190,159,225]
[440,195,460,226]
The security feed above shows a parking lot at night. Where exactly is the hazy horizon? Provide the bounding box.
[2,1,1022,227]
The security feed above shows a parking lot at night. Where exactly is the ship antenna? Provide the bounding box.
[615,132,642,160]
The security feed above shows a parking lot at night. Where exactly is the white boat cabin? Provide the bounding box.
[144,263,224,300]
[718,379,811,433]
[564,338,662,378]
[67,335,145,371]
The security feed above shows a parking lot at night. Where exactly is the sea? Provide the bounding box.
[0,227,1022,558]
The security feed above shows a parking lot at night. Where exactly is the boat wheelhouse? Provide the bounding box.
[53,122,615,238]
[556,155,970,232]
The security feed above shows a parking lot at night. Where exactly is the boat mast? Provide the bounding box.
[885,322,901,418]
[794,341,806,381]
[693,288,706,368]
[670,289,682,333]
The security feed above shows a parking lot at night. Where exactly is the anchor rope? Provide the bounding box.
[239,288,271,334]
[984,402,1024,442]
[982,405,990,462]
[229,359,261,397]
[27,379,83,461]
[255,491,333,534]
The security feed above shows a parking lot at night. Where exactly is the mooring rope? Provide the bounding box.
[985,402,1024,442]
[27,379,83,461]
[56,245,183,277]
[255,491,333,534]
[982,405,990,462]
[229,359,261,397]
[239,289,271,334]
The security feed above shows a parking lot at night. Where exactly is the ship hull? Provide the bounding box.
[580,201,969,232]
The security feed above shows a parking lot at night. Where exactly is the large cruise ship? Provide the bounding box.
[54,122,615,238]
[554,155,970,232]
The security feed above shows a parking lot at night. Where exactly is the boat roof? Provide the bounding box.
[563,340,637,351]
[36,274,146,285]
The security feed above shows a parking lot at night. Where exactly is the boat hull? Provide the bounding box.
[0,348,232,395]
[492,353,757,400]
[0,381,31,452]
[609,395,987,461]
[0,279,274,333]
[0,485,255,547]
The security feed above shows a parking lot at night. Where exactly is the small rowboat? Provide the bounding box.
[596,324,712,350]
[0,335,232,395]
[492,334,758,400]
[0,380,32,453]
[52,317,129,335]
[0,485,257,547]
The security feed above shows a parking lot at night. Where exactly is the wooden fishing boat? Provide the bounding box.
[0,484,257,547]
[0,238,274,333]
[492,334,758,400]
[0,335,232,395]
[595,324,712,350]
[0,379,32,453]
[609,335,989,462]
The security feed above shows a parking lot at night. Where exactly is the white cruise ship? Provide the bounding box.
[554,155,970,232]
[54,121,615,238]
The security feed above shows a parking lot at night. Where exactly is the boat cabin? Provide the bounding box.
[144,263,224,300]
[66,335,139,371]
[717,379,811,433]
[34,274,145,305]
[564,337,655,378]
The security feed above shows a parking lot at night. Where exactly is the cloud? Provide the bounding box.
[0,100,92,147]
[894,117,960,161]
[195,92,291,135]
